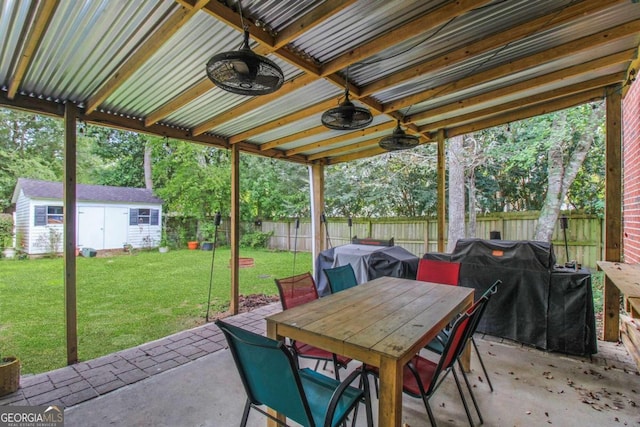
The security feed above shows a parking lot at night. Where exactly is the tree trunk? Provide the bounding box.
[467,167,477,238]
[144,142,153,190]
[447,135,465,252]
[534,143,564,241]
[534,105,601,241]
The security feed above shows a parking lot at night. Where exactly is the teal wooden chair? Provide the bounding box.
[323,264,358,294]
[216,319,373,427]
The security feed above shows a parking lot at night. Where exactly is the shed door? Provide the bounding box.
[103,207,129,249]
[77,207,105,249]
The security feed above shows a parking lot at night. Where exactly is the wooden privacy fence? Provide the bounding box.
[259,212,603,269]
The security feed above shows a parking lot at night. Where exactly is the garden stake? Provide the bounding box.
[205,212,222,322]
[321,212,333,248]
[292,217,299,278]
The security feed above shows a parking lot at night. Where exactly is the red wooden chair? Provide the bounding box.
[416,258,461,285]
[274,272,352,380]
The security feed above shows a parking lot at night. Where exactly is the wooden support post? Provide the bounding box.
[437,129,446,252]
[64,102,78,365]
[309,163,325,277]
[603,85,622,341]
[230,144,240,314]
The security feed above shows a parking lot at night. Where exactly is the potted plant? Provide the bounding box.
[0,353,20,396]
[2,236,16,259]
[0,215,15,259]
[200,222,217,251]
[159,233,169,253]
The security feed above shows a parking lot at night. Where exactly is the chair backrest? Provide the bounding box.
[324,264,358,294]
[216,319,314,426]
[275,272,319,310]
[421,300,483,395]
[416,259,461,285]
[467,279,501,334]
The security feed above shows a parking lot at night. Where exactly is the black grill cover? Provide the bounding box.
[424,238,596,355]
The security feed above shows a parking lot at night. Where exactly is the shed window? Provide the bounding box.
[35,205,63,226]
[129,208,159,226]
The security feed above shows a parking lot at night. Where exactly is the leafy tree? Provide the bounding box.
[85,126,152,187]
[533,102,605,240]
[0,108,64,210]
[325,145,438,218]
[240,155,309,220]
[151,139,230,220]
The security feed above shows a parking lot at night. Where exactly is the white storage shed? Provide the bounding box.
[12,178,164,255]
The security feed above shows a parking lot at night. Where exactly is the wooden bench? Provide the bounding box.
[597,261,640,369]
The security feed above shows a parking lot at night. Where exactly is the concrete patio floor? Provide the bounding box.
[2,303,639,426]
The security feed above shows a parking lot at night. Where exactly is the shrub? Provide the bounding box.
[36,228,62,257]
[0,214,13,248]
[240,230,273,248]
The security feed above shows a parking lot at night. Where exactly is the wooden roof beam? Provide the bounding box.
[307,137,382,161]
[259,124,328,151]
[201,0,322,76]
[446,87,606,138]
[146,0,351,130]
[273,0,358,49]
[360,0,622,97]
[145,78,213,127]
[228,98,336,143]
[285,121,396,156]
[622,46,640,98]
[85,0,209,114]
[200,1,275,48]
[7,0,59,99]
[408,50,634,124]
[320,0,491,77]
[328,146,388,164]
[383,18,640,113]
[191,73,317,136]
[419,73,625,133]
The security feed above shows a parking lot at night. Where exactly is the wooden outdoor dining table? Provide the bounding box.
[265,276,475,427]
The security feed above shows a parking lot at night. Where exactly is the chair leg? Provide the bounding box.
[471,336,493,392]
[421,396,438,427]
[457,360,483,425]
[332,355,341,381]
[362,369,374,427]
[240,399,251,427]
[452,368,475,427]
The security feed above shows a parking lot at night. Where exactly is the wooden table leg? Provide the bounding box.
[265,320,287,427]
[459,294,474,372]
[378,357,403,427]
[603,275,621,341]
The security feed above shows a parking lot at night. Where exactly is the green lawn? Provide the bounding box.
[0,248,311,374]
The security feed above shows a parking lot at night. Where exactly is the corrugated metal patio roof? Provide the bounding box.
[0,0,638,164]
